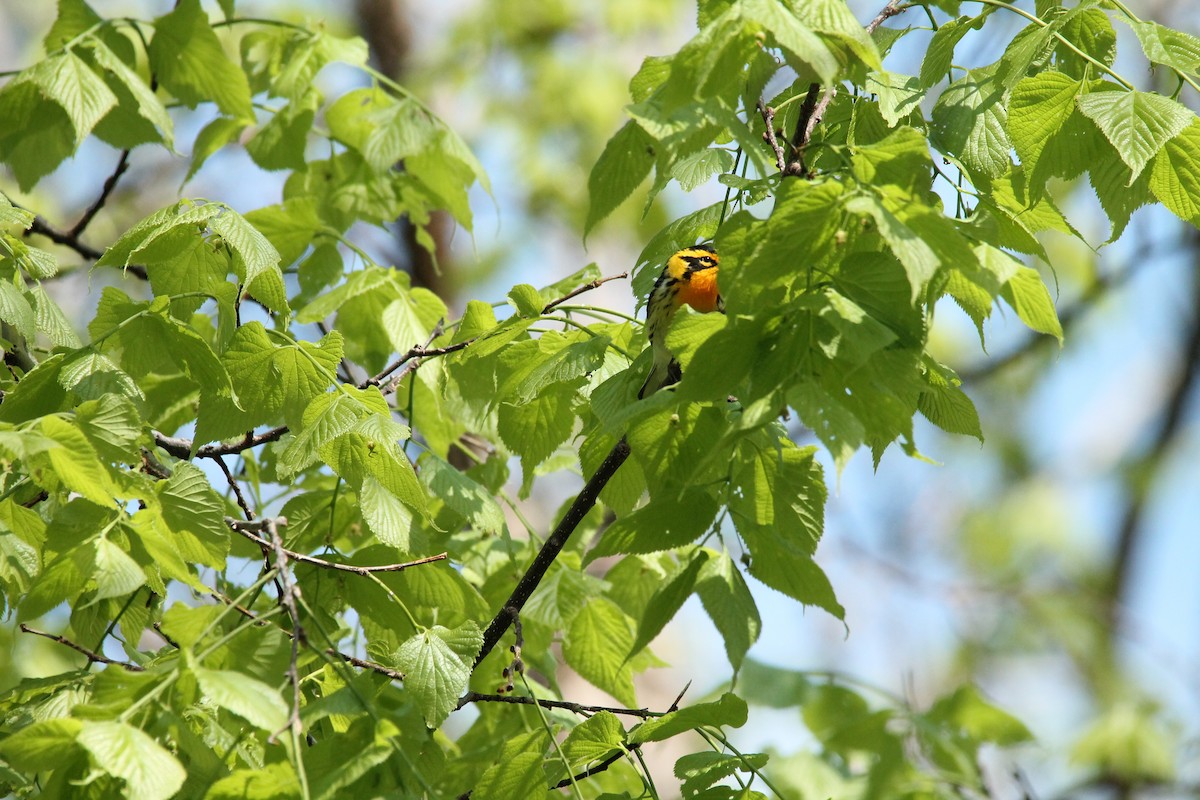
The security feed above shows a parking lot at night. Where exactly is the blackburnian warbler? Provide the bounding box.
[638,244,724,399]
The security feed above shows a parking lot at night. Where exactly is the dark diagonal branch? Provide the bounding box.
[19,623,145,672]
[70,149,131,239]
[474,436,632,668]
[541,271,629,314]
[153,426,289,461]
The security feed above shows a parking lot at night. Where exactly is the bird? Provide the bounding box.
[638,244,724,399]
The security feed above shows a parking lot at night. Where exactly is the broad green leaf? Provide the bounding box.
[86,36,174,149]
[671,147,734,191]
[676,751,770,796]
[629,693,748,744]
[396,622,481,728]
[194,666,289,732]
[745,0,839,83]
[474,750,548,800]
[92,537,145,600]
[381,286,447,354]
[497,387,576,472]
[185,116,245,181]
[1130,20,1200,75]
[930,68,1012,182]
[246,100,314,171]
[0,281,37,340]
[156,462,229,568]
[28,50,117,143]
[204,764,300,800]
[1076,89,1193,182]
[30,285,81,347]
[563,597,637,707]
[38,416,116,504]
[1000,266,1062,342]
[0,81,77,190]
[560,712,625,768]
[77,721,186,800]
[209,209,286,310]
[866,71,924,127]
[0,718,84,771]
[844,194,939,301]
[1150,117,1200,225]
[629,550,709,657]
[918,359,982,440]
[420,455,505,535]
[697,550,762,670]
[590,487,719,557]
[75,394,141,463]
[149,0,253,119]
[360,473,415,549]
[1009,73,1084,187]
[920,16,975,88]
[928,684,1033,745]
[585,119,656,237]
[278,392,363,477]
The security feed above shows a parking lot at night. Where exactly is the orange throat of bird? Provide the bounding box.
[678,267,721,313]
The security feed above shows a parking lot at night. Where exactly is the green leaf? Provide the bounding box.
[209,208,286,311]
[506,284,544,319]
[0,281,37,340]
[671,147,735,191]
[474,749,547,800]
[30,285,81,347]
[420,454,505,535]
[928,684,1033,745]
[92,536,145,601]
[77,721,186,800]
[1076,89,1193,182]
[676,751,770,796]
[1150,117,1200,225]
[38,416,116,504]
[563,597,637,707]
[745,0,839,83]
[157,462,228,569]
[28,50,117,143]
[185,116,245,181]
[497,387,577,473]
[586,119,656,237]
[930,68,1012,182]
[629,693,748,744]
[920,16,975,88]
[246,100,314,171]
[1001,266,1062,342]
[149,0,253,119]
[629,550,709,657]
[844,194,939,301]
[591,486,719,557]
[204,764,300,800]
[0,81,76,190]
[697,550,761,670]
[1009,73,1084,187]
[86,36,174,149]
[560,712,625,768]
[194,666,289,732]
[1130,20,1200,75]
[396,622,482,728]
[866,71,924,127]
[359,473,415,549]
[919,359,982,440]
[0,718,84,771]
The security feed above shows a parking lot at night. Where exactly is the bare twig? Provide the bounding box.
[227,518,448,576]
[69,149,130,239]
[19,623,145,672]
[474,436,632,668]
[541,271,629,314]
[757,101,787,173]
[329,650,405,681]
[458,692,662,719]
[265,518,305,742]
[153,426,288,461]
[212,455,255,520]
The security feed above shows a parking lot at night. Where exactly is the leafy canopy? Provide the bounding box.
[0,0,1197,796]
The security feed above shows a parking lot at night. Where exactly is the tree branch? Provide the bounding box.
[227,517,448,576]
[69,149,131,239]
[474,436,632,668]
[458,691,662,719]
[19,623,145,672]
[541,271,629,314]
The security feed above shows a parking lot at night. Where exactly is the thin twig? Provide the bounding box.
[265,518,305,743]
[757,101,787,172]
[69,149,130,238]
[227,518,448,575]
[19,624,145,672]
[211,455,255,520]
[458,692,662,719]
[541,272,629,314]
[474,436,632,668]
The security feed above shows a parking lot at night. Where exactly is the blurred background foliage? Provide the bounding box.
[1,0,1198,796]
